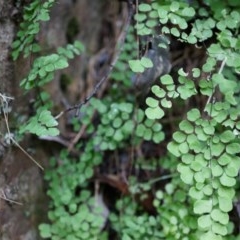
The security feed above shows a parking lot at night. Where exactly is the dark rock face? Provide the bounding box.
[0,150,46,240]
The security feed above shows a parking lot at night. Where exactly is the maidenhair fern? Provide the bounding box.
[12,0,55,60]
[142,1,240,239]
[20,41,84,90]
[39,148,106,239]
[20,109,60,136]
[19,41,84,137]
[169,110,240,238]
[74,96,165,151]
[110,196,163,240]
[10,0,240,239]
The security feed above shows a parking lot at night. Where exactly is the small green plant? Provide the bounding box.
[12,0,55,60]
[18,40,84,137]
[20,41,84,90]
[110,196,162,240]
[39,150,107,240]
[10,0,240,239]
[142,1,240,239]
[20,109,59,136]
[153,155,199,240]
